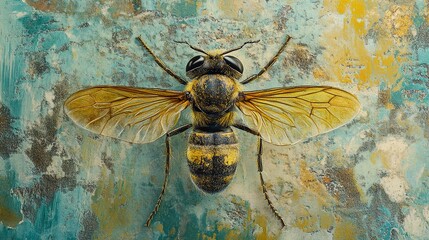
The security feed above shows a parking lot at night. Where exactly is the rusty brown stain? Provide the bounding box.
[284,44,317,72]
[0,205,21,227]
[299,161,333,205]
[324,168,364,208]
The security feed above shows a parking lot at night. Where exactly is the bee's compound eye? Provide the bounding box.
[186,55,205,72]
[224,55,243,74]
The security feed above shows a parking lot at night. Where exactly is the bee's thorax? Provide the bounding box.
[187,74,240,129]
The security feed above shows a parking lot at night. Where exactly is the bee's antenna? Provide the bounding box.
[174,40,210,56]
[220,40,260,56]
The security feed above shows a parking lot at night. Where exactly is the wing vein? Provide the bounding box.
[65,86,189,144]
[237,86,360,145]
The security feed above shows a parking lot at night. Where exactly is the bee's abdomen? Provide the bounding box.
[187,128,239,193]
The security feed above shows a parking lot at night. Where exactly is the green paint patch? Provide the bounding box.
[417,48,429,64]
[171,1,198,18]
[399,63,429,106]
[19,13,58,37]
[413,15,425,28]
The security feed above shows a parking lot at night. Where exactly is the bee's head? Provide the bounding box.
[176,40,259,80]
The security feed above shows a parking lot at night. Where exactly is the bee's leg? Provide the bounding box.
[145,123,193,226]
[241,35,292,85]
[136,36,188,85]
[233,124,286,228]
[256,137,286,228]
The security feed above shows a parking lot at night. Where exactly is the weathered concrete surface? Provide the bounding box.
[1,0,428,239]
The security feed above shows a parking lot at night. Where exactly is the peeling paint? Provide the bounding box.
[404,207,428,238]
[0,104,22,159]
[380,175,408,203]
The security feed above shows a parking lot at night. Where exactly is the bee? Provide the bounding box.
[64,35,360,227]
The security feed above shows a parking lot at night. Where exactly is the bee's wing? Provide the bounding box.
[64,86,190,144]
[235,86,360,145]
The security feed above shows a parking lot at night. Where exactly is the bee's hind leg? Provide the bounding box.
[233,124,286,228]
[145,124,192,226]
[256,137,286,228]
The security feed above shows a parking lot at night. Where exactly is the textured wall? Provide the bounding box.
[1,0,428,239]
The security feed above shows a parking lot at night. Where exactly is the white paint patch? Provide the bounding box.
[46,156,65,179]
[13,11,27,18]
[376,135,409,171]
[64,30,76,40]
[364,38,376,53]
[9,154,38,187]
[101,5,110,16]
[21,83,39,123]
[192,204,204,222]
[44,91,55,115]
[345,129,368,155]
[326,13,346,27]
[380,175,408,203]
[404,207,428,237]
[423,205,429,223]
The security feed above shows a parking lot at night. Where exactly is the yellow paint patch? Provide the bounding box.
[336,0,351,14]
[155,223,164,235]
[336,0,367,35]
[91,169,133,238]
[370,150,379,165]
[333,217,360,240]
[299,161,333,205]
[217,0,262,20]
[293,206,319,233]
[426,7,429,23]
[383,5,414,38]
[350,0,366,35]
[254,215,274,240]
[225,230,241,240]
[321,1,413,87]
[319,211,335,231]
[312,66,329,80]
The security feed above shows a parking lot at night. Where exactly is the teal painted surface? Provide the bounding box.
[1,0,429,239]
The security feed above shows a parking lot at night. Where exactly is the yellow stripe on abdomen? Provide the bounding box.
[187,144,238,166]
[187,128,239,193]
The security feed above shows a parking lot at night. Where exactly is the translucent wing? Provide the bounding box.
[236,86,360,145]
[64,86,190,143]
